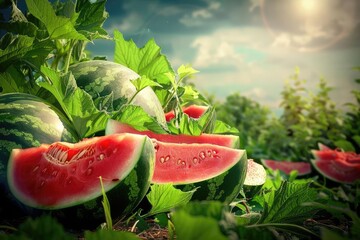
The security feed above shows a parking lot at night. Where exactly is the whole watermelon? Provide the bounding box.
[69,60,166,126]
[0,93,79,218]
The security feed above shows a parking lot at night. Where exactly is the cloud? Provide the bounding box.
[108,12,144,32]
[182,25,358,114]
[179,1,221,27]
[189,27,272,69]
[260,0,360,52]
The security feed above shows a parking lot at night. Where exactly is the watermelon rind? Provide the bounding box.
[69,60,166,126]
[7,134,155,229]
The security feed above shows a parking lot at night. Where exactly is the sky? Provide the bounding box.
[87,0,360,116]
[3,0,360,115]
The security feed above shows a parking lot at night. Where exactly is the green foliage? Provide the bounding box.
[84,229,140,240]
[216,68,357,162]
[215,92,271,157]
[143,184,196,217]
[170,201,237,240]
[343,67,360,152]
[0,215,74,240]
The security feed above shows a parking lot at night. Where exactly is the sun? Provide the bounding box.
[299,0,318,13]
[259,0,358,52]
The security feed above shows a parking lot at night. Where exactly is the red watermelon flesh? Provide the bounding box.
[106,120,240,148]
[311,159,360,184]
[311,144,360,183]
[7,133,152,209]
[165,105,208,121]
[152,140,246,184]
[312,148,360,164]
[261,159,311,176]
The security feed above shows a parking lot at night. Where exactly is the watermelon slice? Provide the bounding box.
[311,143,360,184]
[7,133,155,227]
[152,140,246,184]
[261,159,311,176]
[175,147,247,203]
[244,159,267,186]
[165,105,209,121]
[106,120,240,148]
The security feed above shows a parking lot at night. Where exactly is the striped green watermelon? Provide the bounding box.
[69,60,166,126]
[106,120,247,203]
[0,93,79,216]
[7,133,155,229]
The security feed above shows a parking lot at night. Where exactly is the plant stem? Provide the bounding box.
[63,40,77,73]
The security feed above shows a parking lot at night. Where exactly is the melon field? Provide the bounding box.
[1,0,359,239]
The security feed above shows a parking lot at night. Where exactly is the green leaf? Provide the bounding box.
[0,33,53,71]
[112,105,167,133]
[166,106,216,135]
[154,213,169,228]
[131,75,162,92]
[171,211,228,240]
[113,30,174,83]
[25,0,87,40]
[75,0,109,40]
[259,181,319,224]
[84,229,140,240]
[39,66,109,138]
[334,139,355,152]
[177,64,199,80]
[144,184,196,217]
[0,34,32,70]
[170,201,237,240]
[99,176,112,229]
[212,120,239,134]
[180,85,209,105]
[0,66,39,94]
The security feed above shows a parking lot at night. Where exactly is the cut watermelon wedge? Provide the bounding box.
[7,133,154,210]
[152,140,246,184]
[244,159,267,186]
[106,120,240,148]
[261,159,311,176]
[311,143,360,184]
[165,105,209,121]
